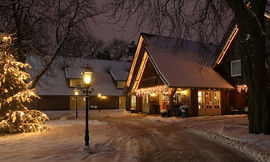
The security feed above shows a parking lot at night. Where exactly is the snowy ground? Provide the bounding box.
[0,110,269,161]
[144,114,270,161]
[0,110,139,162]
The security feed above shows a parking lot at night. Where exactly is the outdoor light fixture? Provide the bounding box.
[82,69,92,85]
[81,67,93,150]
[98,93,101,112]
[101,96,107,99]
[74,88,79,96]
[74,88,79,118]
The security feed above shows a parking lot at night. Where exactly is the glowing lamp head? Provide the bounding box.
[101,96,106,99]
[98,93,101,98]
[82,68,92,85]
[74,88,79,96]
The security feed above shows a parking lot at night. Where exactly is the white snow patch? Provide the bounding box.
[144,116,184,123]
[0,117,136,162]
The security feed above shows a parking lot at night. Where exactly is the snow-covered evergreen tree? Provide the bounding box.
[0,33,38,117]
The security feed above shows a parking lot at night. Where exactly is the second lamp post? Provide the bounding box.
[74,88,79,118]
[82,68,92,149]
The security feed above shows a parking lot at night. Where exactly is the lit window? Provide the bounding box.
[198,90,220,109]
[131,95,136,108]
[117,81,126,88]
[231,60,241,77]
[69,79,83,87]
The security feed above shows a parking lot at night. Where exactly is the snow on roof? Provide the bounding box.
[109,69,129,81]
[146,47,233,89]
[142,33,217,66]
[28,56,131,96]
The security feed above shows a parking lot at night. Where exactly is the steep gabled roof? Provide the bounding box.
[142,33,217,66]
[127,33,234,91]
[213,13,270,67]
[146,47,233,89]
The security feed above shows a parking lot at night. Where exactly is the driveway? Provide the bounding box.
[98,116,254,162]
[0,111,254,162]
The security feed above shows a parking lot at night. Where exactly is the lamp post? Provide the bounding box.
[98,93,101,112]
[82,68,92,149]
[74,88,79,118]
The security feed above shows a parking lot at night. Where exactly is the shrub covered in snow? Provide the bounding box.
[0,110,49,134]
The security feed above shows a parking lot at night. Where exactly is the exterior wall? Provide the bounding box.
[29,95,70,111]
[230,90,248,109]
[133,88,231,116]
[139,60,164,88]
[28,95,120,111]
[88,96,119,109]
[215,34,246,86]
[215,34,248,110]
[221,90,232,115]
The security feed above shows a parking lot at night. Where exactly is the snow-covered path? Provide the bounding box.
[101,117,253,162]
[0,111,254,162]
[0,119,137,162]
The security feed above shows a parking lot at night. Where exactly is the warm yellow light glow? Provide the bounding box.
[181,90,187,96]
[132,51,148,91]
[98,93,101,98]
[101,96,107,99]
[216,25,239,65]
[236,84,248,93]
[74,88,79,96]
[150,93,157,97]
[265,13,270,19]
[135,85,168,96]
[2,35,11,42]
[126,36,144,87]
[82,71,92,85]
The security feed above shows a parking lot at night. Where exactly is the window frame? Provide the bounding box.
[230,59,242,77]
[69,78,83,88]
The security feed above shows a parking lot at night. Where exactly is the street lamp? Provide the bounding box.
[98,93,101,112]
[82,67,92,149]
[74,88,79,118]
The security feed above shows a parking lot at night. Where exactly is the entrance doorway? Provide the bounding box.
[142,95,150,113]
[198,90,221,116]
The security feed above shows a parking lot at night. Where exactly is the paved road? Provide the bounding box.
[98,116,254,162]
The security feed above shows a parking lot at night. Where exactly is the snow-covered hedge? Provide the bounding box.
[0,110,49,134]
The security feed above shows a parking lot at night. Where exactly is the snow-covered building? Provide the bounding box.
[28,57,130,110]
[214,13,270,112]
[124,33,234,116]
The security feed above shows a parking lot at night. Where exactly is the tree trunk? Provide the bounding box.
[225,0,270,134]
